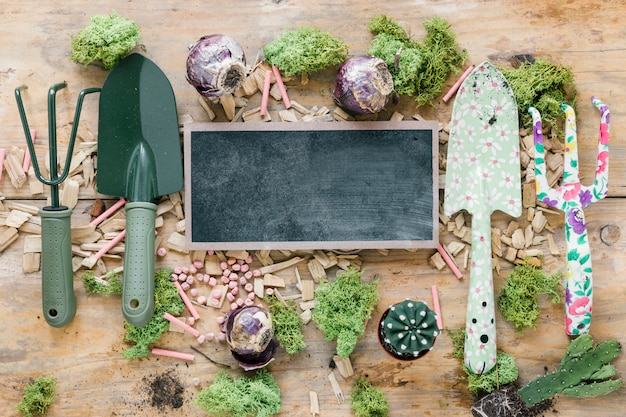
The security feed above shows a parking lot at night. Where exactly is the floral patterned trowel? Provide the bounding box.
[444,61,521,374]
[528,97,610,335]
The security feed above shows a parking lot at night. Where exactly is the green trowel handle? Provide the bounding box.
[40,207,76,327]
[122,201,156,327]
[464,212,497,375]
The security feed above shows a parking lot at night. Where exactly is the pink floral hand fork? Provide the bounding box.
[528,97,609,335]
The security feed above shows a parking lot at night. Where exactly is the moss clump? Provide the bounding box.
[448,328,519,395]
[195,369,281,417]
[498,262,562,332]
[350,377,389,417]
[82,270,123,295]
[266,295,306,355]
[367,15,467,107]
[466,352,519,395]
[16,376,56,417]
[312,268,379,358]
[70,12,141,69]
[263,26,348,76]
[122,268,184,359]
[499,58,576,136]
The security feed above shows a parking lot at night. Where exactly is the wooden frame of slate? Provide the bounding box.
[183,121,438,250]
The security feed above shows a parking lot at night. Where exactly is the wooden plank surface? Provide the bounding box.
[1,1,625,416]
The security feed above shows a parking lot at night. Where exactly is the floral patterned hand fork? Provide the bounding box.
[529,97,610,335]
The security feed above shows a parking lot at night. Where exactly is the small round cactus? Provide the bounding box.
[378,299,439,360]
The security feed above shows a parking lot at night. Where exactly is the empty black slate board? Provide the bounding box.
[183,121,438,250]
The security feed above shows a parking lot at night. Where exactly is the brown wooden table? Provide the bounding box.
[1,1,625,416]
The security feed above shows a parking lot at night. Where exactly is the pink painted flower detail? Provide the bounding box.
[568,296,592,316]
[562,182,581,201]
[596,151,609,175]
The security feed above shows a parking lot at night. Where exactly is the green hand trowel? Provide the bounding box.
[98,53,183,327]
[444,61,521,374]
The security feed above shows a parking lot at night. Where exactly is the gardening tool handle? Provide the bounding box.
[464,213,497,375]
[122,202,156,327]
[563,207,593,335]
[40,207,76,327]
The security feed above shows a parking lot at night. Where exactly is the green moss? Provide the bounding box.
[350,377,389,417]
[263,26,348,76]
[195,369,281,417]
[266,295,306,355]
[499,58,576,136]
[312,268,379,358]
[497,261,562,331]
[70,12,141,69]
[465,352,519,395]
[82,270,123,295]
[448,328,519,395]
[122,268,184,359]
[368,15,467,107]
[16,376,56,417]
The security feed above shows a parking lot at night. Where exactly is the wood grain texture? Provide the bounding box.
[1,1,625,416]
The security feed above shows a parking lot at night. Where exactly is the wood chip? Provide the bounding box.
[504,246,517,263]
[332,355,354,378]
[301,279,315,302]
[220,93,236,121]
[263,273,286,288]
[6,210,31,228]
[309,391,320,417]
[504,221,519,237]
[328,371,345,404]
[429,252,446,270]
[204,254,223,275]
[60,179,80,209]
[531,210,548,233]
[259,256,305,275]
[28,166,44,195]
[511,228,526,249]
[491,228,502,257]
[307,258,326,283]
[547,234,560,256]
[0,227,19,252]
[522,182,536,208]
[300,309,312,325]
[166,232,189,253]
[198,96,217,120]
[524,224,534,248]
[254,277,265,299]
[225,250,249,260]
[5,152,26,189]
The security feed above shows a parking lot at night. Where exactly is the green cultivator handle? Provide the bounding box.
[122,202,156,327]
[40,207,76,327]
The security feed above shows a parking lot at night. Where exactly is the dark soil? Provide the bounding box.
[471,384,554,417]
[142,368,185,411]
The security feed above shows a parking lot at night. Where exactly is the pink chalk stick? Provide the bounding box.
[0,148,5,182]
[163,312,200,337]
[22,128,36,172]
[260,69,272,116]
[93,230,126,260]
[151,348,195,361]
[437,243,463,280]
[272,65,291,109]
[443,65,475,103]
[90,198,126,226]
[174,281,201,320]
[431,285,444,331]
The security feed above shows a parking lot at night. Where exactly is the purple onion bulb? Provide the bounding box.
[333,55,394,114]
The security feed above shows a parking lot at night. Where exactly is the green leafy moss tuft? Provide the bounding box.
[70,12,141,69]
[465,352,519,395]
[195,369,281,417]
[263,26,348,76]
[499,58,576,136]
[368,15,467,107]
[497,262,562,331]
[350,377,389,417]
[82,270,123,295]
[447,328,519,395]
[16,376,56,417]
[122,268,184,359]
[312,268,379,358]
[266,295,306,354]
